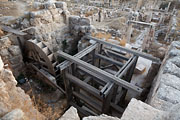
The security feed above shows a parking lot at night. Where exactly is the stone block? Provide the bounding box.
[8,46,21,56]
[149,97,174,111]
[59,106,80,120]
[33,2,43,10]
[121,98,165,120]
[169,56,180,68]
[79,18,90,26]
[163,61,180,78]
[0,56,4,72]
[160,73,180,90]
[55,2,67,11]
[1,109,24,120]
[156,83,180,104]
[83,114,120,120]
[0,37,11,49]
[43,2,56,10]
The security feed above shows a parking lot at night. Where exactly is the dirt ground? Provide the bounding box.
[0,1,27,17]
[19,77,67,120]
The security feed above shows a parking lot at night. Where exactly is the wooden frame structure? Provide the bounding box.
[56,35,160,117]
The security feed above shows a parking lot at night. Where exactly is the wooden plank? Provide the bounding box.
[57,43,97,71]
[66,73,102,101]
[115,56,137,78]
[105,49,129,61]
[0,25,27,36]
[58,51,143,94]
[70,102,95,116]
[73,91,102,113]
[77,66,107,84]
[30,64,65,93]
[95,53,124,67]
[110,103,124,113]
[86,35,161,64]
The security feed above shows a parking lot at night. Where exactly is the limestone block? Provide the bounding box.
[0,56,4,71]
[168,46,180,58]
[33,2,43,10]
[156,83,180,104]
[59,106,80,120]
[160,73,180,90]
[121,98,165,120]
[150,97,174,111]
[1,109,24,120]
[30,10,45,18]
[55,2,67,11]
[0,69,17,87]
[0,37,11,49]
[79,18,90,26]
[83,114,120,120]
[169,56,180,68]
[163,61,180,78]
[43,2,56,10]
[69,16,80,27]
[30,18,42,26]
[8,45,21,56]
[0,102,9,117]
[21,18,30,28]
[167,103,180,120]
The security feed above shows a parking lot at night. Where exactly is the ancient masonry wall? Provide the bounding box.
[0,56,44,120]
[0,36,24,78]
[23,1,70,52]
[147,41,180,111]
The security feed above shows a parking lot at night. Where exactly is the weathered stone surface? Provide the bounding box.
[55,2,67,11]
[148,41,180,112]
[8,45,21,56]
[43,2,56,10]
[169,56,180,68]
[59,106,80,120]
[121,99,165,120]
[166,103,180,120]
[168,47,180,58]
[0,57,45,119]
[156,83,180,104]
[1,109,24,120]
[0,56,4,71]
[160,73,180,90]
[0,37,11,49]
[83,114,120,120]
[163,61,180,78]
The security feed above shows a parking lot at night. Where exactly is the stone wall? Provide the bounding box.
[0,56,44,120]
[0,36,24,78]
[147,41,180,111]
[24,1,70,53]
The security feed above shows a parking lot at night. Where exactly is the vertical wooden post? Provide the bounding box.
[102,85,114,114]
[118,56,138,105]
[126,23,133,43]
[62,70,72,106]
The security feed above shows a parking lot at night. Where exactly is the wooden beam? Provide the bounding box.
[58,51,143,94]
[86,35,161,64]
[73,91,102,113]
[57,43,97,71]
[66,73,102,101]
[0,25,27,36]
[95,53,124,67]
